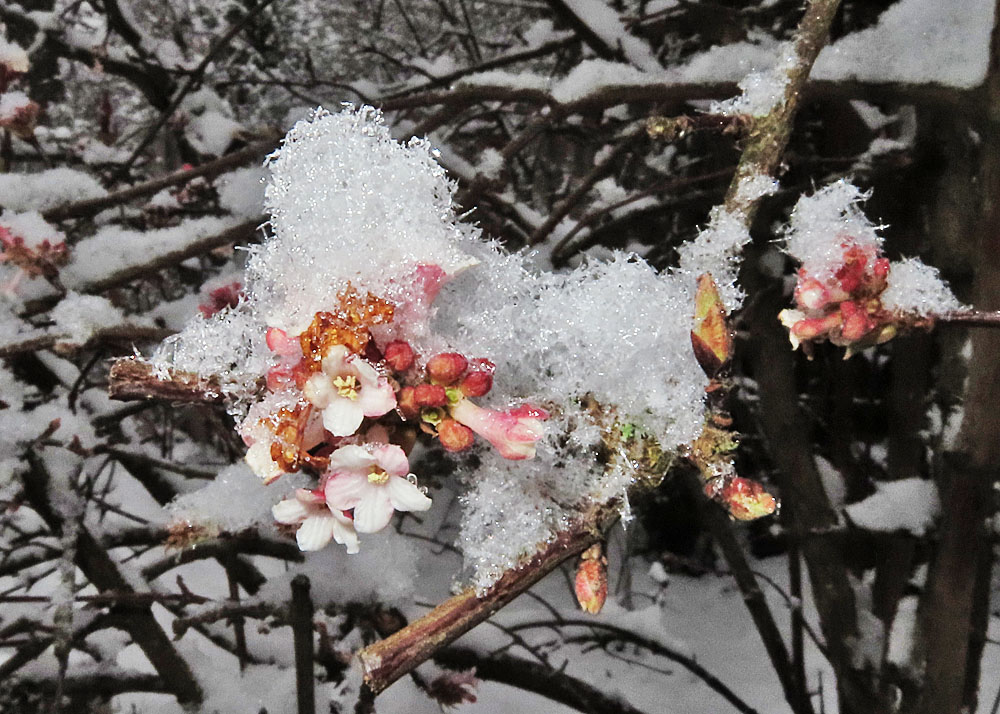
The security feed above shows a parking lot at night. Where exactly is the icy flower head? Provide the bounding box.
[273,488,360,553]
[323,443,432,533]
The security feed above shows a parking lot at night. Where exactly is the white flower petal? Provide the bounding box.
[349,355,379,382]
[358,379,396,417]
[303,373,335,409]
[386,475,433,513]
[321,344,351,376]
[332,517,361,554]
[353,491,394,533]
[327,444,376,472]
[246,442,283,484]
[272,497,311,524]
[296,514,337,551]
[324,472,370,510]
[373,443,410,476]
[322,397,364,437]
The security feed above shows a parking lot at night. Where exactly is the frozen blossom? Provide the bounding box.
[160,105,711,588]
[780,180,963,354]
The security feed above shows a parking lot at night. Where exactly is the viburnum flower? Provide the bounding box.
[302,344,396,437]
[272,488,360,553]
[323,443,432,533]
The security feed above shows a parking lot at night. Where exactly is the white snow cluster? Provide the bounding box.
[159,105,710,590]
[50,292,124,346]
[0,167,106,213]
[784,180,881,279]
[844,477,940,535]
[0,210,65,248]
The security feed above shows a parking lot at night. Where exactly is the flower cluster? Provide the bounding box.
[0,221,68,294]
[239,273,548,553]
[779,239,897,357]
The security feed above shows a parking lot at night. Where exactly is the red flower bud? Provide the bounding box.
[437,419,475,452]
[397,386,420,420]
[414,383,449,407]
[460,370,493,397]
[427,352,468,384]
[383,340,415,372]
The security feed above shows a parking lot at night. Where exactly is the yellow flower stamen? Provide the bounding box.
[333,375,360,400]
[367,469,390,485]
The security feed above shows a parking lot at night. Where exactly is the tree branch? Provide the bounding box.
[358,502,620,695]
[108,358,226,403]
[42,140,277,223]
[435,646,650,714]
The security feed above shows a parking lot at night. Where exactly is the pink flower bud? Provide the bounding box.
[427,352,468,384]
[383,340,415,372]
[266,327,299,355]
[449,400,548,460]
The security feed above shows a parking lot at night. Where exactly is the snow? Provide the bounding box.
[50,292,124,346]
[0,210,65,248]
[0,36,29,73]
[0,167,106,213]
[180,88,244,156]
[0,90,32,120]
[551,60,659,104]
[882,257,964,315]
[216,166,268,218]
[169,462,306,533]
[558,0,660,72]
[887,595,919,667]
[812,0,994,89]
[844,478,940,535]
[61,215,242,289]
[783,180,881,281]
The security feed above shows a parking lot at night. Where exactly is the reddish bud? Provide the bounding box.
[720,477,778,521]
[414,383,449,407]
[460,370,493,397]
[574,544,608,614]
[427,352,468,384]
[383,340,415,372]
[437,419,475,452]
[397,386,420,420]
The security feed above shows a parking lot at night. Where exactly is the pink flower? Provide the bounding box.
[272,488,360,553]
[449,400,548,460]
[323,444,432,533]
[302,344,396,437]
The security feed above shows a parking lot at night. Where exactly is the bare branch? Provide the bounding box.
[108,358,226,403]
[358,502,620,695]
[42,139,277,223]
